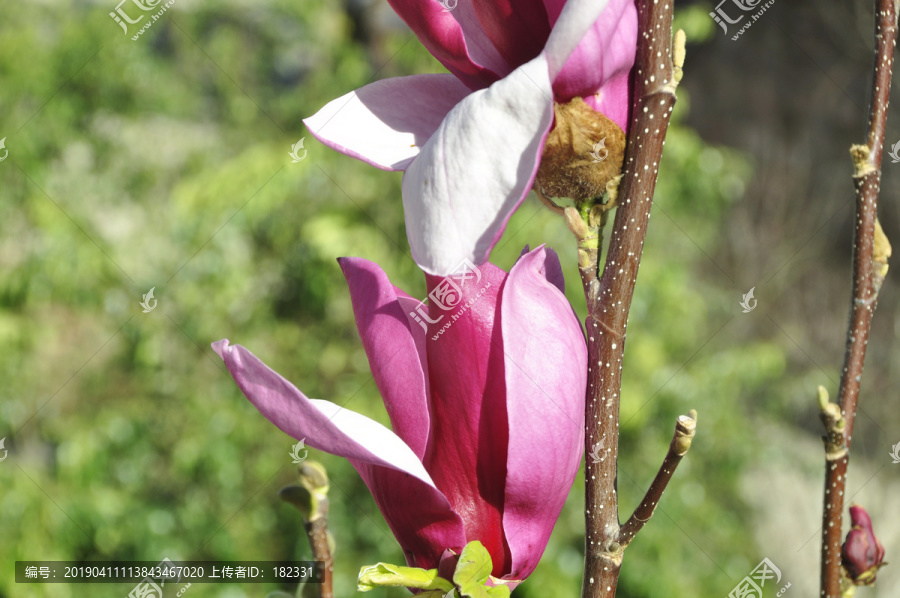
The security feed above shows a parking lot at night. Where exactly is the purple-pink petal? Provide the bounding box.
[540,0,567,26]
[211,340,466,569]
[338,257,432,460]
[581,71,633,134]
[303,74,471,172]
[542,0,612,81]
[401,56,555,276]
[552,0,637,130]
[386,0,506,89]
[421,260,512,576]
[499,247,587,579]
[469,0,550,71]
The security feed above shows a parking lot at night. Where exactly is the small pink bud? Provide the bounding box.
[842,505,886,585]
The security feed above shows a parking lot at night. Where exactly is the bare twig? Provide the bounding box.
[303,511,334,598]
[819,1,897,595]
[618,411,697,545]
[280,462,335,598]
[581,2,684,596]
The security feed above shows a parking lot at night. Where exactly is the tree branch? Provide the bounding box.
[581,1,684,596]
[819,1,897,595]
[618,410,697,545]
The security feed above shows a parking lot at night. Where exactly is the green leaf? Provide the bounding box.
[453,541,496,598]
[487,584,511,598]
[456,584,511,598]
[357,563,454,593]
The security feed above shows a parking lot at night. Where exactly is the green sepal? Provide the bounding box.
[452,541,511,598]
[358,541,518,598]
[456,582,511,598]
[357,563,454,593]
[453,541,492,587]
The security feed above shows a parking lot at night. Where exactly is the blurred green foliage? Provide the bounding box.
[0,1,791,597]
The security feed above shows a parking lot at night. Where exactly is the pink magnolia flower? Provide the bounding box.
[304,0,638,276]
[842,505,886,585]
[213,246,587,582]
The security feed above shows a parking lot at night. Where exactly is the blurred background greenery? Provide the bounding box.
[0,0,898,597]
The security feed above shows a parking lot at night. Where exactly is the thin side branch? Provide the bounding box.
[280,462,335,598]
[618,410,697,545]
[581,3,683,597]
[820,1,897,595]
[303,512,334,598]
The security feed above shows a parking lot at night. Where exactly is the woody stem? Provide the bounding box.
[581,1,682,597]
[819,1,896,595]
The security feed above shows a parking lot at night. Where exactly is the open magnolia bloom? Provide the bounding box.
[213,246,587,584]
[304,0,637,275]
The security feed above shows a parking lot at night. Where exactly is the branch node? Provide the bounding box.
[850,144,876,177]
[818,386,848,460]
[565,206,592,241]
[566,206,602,274]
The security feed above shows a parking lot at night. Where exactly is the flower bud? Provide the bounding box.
[842,505,886,585]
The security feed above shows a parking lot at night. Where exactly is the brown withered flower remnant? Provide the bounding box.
[535,97,627,203]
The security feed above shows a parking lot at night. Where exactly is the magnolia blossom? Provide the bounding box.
[305,0,637,275]
[213,246,586,582]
